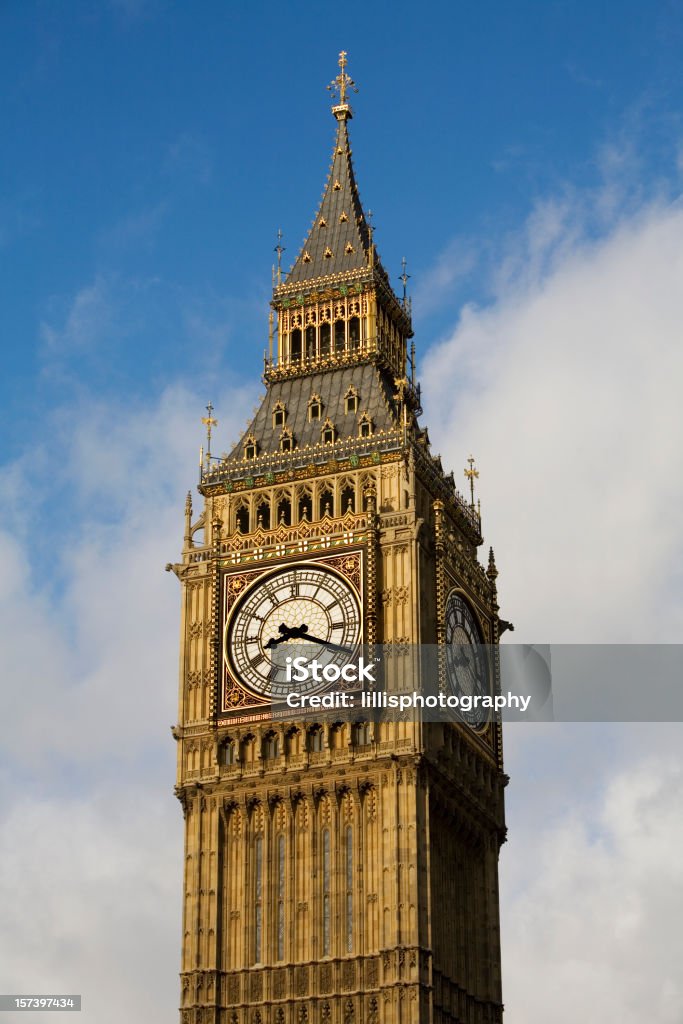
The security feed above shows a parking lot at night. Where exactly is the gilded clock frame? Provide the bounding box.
[218,548,365,723]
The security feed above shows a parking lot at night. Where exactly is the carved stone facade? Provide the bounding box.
[171,55,506,1024]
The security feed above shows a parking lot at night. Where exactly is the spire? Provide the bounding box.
[284,52,385,286]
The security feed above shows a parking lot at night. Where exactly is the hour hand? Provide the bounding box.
[265,624,294,649]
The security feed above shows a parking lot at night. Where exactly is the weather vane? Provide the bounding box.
[464,454,479,508]
[327,50,358,107]
[201,401,218,456]
[274,228,285,286]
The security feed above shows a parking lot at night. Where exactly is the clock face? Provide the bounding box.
[444,591,489,724]
[225,562,362,700]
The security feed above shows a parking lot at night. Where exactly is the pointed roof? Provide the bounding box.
[286,110,380,284]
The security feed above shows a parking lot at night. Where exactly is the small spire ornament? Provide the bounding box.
[327,50,358,110]
[201,401,218,457]
[464,454,479,509]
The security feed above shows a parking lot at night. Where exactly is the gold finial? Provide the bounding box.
[201,401,218,457]
[328,50,358,115]
[464,454,479,508]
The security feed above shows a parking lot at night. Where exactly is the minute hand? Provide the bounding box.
[295,631,355,655]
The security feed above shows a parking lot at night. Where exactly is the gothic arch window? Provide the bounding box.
[308,394,323,421]
[358,413,373,438]
[277,496,292,526]
[305,324,316,360]
[341,484,355,514]
[321,420,336,445]
[290,328,302,362]
[243,434,258,460]
[263,731,280,760]
[329,721,345,749]
[344,387,359,414]
[319,487,334,518]
[353,721,373,747]
[334,319,345,354]
[298,490,313,522]
[308,724,323,753]
[272,402,287,428]
[320,321,331,356]
[286,726,302,756]
[348,316,360,351]
[222,738,238,765]
[256,500,270,530]
[235,503,250,533]
[241,734,256,764]
[280,428,295,453]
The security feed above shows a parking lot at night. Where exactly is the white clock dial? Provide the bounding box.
[225,563,361,699]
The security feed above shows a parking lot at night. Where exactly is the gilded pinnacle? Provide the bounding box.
[327,50,358,118]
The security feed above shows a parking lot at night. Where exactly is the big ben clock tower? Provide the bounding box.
[171,53,507,1024]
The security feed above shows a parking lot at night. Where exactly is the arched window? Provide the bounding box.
[349,316,360,350]
[298,493,313,522]
[345,388,359,414]
[223,739,237,765]
[236,506,250,533]
[277,497,291,526]
[277,834,286,961]
[320,322,331,356]
[280,429,294,453]
[290,328,302,362]
[256,501,270,530]
[272,403,286,428]
[319,489,334,518]
[322,828,331,956]
[334,319,345,354]
[341,485,355,514]
[305,325,316,360]
[308,395,322,421]
[354,721,372,747]
[263,732,280,760]
[308,724,323,752]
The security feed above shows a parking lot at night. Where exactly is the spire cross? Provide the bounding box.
[399,256,411,303]
[328,50,358,108]
[274,228,285,286]
[201,401,218,455]
[464,455,479,508]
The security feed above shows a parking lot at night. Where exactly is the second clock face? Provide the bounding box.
[444,591,489,722]
[225,563,362,699]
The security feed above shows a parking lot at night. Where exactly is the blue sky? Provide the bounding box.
[3,0,683,453]
[2,4,683,1023]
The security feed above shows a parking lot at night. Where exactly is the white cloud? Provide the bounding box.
[501,726,683,1024]
[423,196,683,642]
[0,380,252,1022]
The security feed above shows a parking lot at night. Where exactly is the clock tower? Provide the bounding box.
[171,53,507,1024]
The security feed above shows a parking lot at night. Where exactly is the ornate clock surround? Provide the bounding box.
[218,547,365,723]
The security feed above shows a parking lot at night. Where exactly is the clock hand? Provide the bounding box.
[264,623,295,649]
[292,626,356,655]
